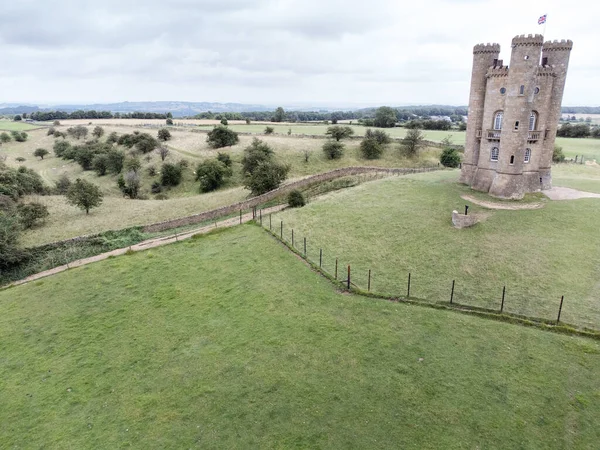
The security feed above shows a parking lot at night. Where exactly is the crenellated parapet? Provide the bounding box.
[536,66,556,77]
[543,39,573,51]
[473,43,500,54]
[486,66,509,78]
[511,34,544,47]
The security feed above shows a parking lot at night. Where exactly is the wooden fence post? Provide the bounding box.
[280,221,283,240]
[260,209,262,225]
[450,280,455,304]
[319,249,322,268]
[304,237,306,257]
[269,214,272,230]
[556,296,565,324]
[347,265,351,290]
[407,272,411,298]
[500,286,506,313]
[368,269,371,292]
[292,229,294,247]
[335,258,338,280]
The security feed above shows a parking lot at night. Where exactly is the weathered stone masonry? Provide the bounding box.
[460,34,572,199]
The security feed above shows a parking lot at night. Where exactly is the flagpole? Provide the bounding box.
[542,14,547,39]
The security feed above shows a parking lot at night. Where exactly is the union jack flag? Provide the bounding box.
[538,14,547,25]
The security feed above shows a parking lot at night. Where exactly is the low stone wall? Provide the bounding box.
[142,166,441,233]
[452,210,479,229]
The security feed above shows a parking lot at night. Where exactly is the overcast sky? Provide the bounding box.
[1,0,598,107]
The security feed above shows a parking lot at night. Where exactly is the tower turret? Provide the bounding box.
[460,43,500,185]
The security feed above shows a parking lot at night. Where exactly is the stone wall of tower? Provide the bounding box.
[459,43,500,185]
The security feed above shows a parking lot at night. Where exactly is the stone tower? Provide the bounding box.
[459,34,572,199]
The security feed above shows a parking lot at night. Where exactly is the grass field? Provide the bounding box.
[553,164,600,194]
[272,170,600,330]
[0,120,41,131]
[556,136,600,162]
[1,225,599,449]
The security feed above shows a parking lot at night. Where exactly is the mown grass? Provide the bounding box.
[0,120,41,131]
[556,136,600,162]
[1,224,599,449]
[272,170,600,330]
[552,164,600,193]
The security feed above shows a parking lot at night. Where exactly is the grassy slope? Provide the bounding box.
[0,120,41,131]
[1,225,599,449]
[273,170,600,330]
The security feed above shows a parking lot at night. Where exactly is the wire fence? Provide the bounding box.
[256,210,599,335]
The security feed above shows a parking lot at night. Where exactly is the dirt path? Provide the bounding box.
[543,186,600,200]
[461,195,545,210]
[7,204,287,288]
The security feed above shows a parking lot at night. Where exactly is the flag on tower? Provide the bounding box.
[538,14,547,25]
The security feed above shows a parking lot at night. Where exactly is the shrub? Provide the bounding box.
[245,118,251,124]
[0,211,28,270]
[34,148,49,160]
[135,134,158,153]
[53,140,71,158]
[177,159,189,168]
[124,157,142,173]
[244,161,289,195]
[0,132,11,143]
[364,128,391,145]
[17,202,49,229]
[325,126,354,141]
[106,131,119,145]
[161,162,183,187]
[66,125,88,140]
[157,145,169,161]
[66,178,103,214]
[53,131,66,138]
[166,118,173,125]
[360,139,383,160]
[195,159,232,192]
[217,152,232,168]
[440,148,461,168]
[15,157,26,162]
[13,115,22,121]
[220,118,228,126]
[118,171,141,199]
[92,154,109,175]
[151,181,162,194]
[92,126,105,139]
[55,174,71,194]
[264,126,275,135]
[157,128,172,141]
[47,127,56,136]
[106,149,126,174]
[288,190,305,208]
[553,145,566,163]
[402,128,425,156]
[12,131,28,142]
[53,120,61,126]
[242,138,274,175]
[322,141,344,160]
[206,125,239,148]
[147,165,157,176]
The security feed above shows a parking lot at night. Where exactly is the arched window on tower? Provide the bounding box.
[524,148,531,163]
[493,112,503,130]
[529,111,538,131]
[490,147,499,161]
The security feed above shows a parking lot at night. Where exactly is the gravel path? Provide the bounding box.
[542,186,600,200]
[7,204,287,288]
[461,195,544,210]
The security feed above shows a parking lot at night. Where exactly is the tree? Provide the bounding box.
[157,145,169,161]
[55,174,71,194]
[374,106,397,128]
[47,127,56,136]
[206,125,239,148]
[195,159,232,192]
[326,126,354,141]
[273,107,285,123]
[118,171,141,199]
[106,131,119,145]
[0,211,27,270]
[11,131,27,142]
[242,138,274,175]
[92,154,109,175]
[67,125,88,140]
[106,149,125,174]
[245,118,251,124]
[17,202,49,228]
[553,145,565,163]
[124,156,142,173]
[157,128,172,141]
[322,141,344,160]
[0,132,11,143]
[402,128,425,156]
[166,118,173,125]
[217,152,232,168]
[53,120,61,126]
[264,126,274,135]
[66,178,103,214]
[135,134,158,153]
[288,190,305,207]
[440,148,461,168]
[244,161,289,195]
[160,162,183,187]
[34,148,49,160]
[364,128,391,145]
[13,115,22,122]
[359,139,383,160]
[220,118,228,126]
[92,126,105,139]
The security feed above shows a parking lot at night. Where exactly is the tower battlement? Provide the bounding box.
[511,34,544,47]
[536,66,556,77]
[473,43,500,54]
[543,39,573,51]
[486,66,509,78]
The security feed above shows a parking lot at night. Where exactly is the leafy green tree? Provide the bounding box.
[273,107,285,123]
[54,174,71,194]
[161,162,183,187]
[53,140,70,158]
[322,141,344,160]
[166,118,174,125]
[106,131,119,145]
[135,134,158,153]
[92,154,109,175]
[374,106,397,128]
[359,139,383,160]
[553,145,565,163]
[106,149,125,174]
[17,202,49,228]
[195,159,232,192]
[288,190,305,207]
[244,161,289,195]
[206,125,239,148]
[402,128,425,156]
[220,118,228,126]
[326,126,354,141]
[264,126,274,135]
[124,156,142,173]
[67,125,88,140]
[245,118,251,124]
[34,148,49,160]
[157,128,172,141]
[217,152,232,168]
[0,211,27,270]
[0,132,11,143]
[440,148,461,168]
[242,138,274,175]
[74,146,96,170]
[53,120,61,126]
[66,178,103,214]
[92,126,105,139]
[13,115,22,122]
[11,131,27,142]
[118,171,141,199]
[364,128,391,145]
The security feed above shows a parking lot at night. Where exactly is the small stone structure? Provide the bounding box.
[452,210,479,229]
[460,34,573,199]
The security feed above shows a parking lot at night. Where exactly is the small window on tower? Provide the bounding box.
[524,55,530,60]
[534,87,540,94]
[524,148,531,163]
[500,87,506,94]
[520,85,525,95]
[514,121,520,130]
[510,155,515,165]
[491,147,499,161]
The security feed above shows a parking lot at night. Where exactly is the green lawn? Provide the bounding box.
[272,170,600,330]
[556,137,600,162]
[0,120,41,131]
[1,225,599,449]
[553,164,600,194]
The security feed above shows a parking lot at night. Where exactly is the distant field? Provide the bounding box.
[1,225,598,448]
[556,136,600,161]
[273,170,600,330]
[0,120,41,131]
